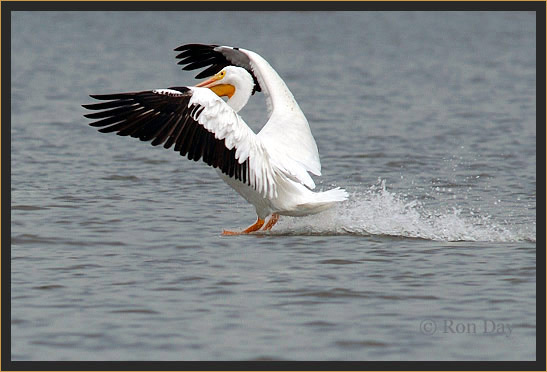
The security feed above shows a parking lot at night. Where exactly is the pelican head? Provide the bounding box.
[195,66,254,112]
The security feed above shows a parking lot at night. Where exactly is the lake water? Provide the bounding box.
[10,11,536,361]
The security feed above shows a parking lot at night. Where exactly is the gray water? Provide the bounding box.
[11,11,536,361]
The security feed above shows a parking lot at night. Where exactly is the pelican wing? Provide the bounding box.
[83,87,277,198]
[175,43,322,189]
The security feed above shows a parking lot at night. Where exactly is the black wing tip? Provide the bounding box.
[174,43,219,52]
[89,94,109,100]
[174,44,197,52]
[83,94,128,111]
[173,43,262,94]
[174,44,195,52]
[89,93,128,101]
[82,102,106,110]
[90,122,107,128]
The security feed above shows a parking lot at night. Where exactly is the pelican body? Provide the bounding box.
[83,44,347,234]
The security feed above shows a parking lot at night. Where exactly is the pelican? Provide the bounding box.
[83,44,347,235]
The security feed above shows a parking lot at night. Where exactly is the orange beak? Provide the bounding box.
[195,75,221,88]
[195,74,235,98]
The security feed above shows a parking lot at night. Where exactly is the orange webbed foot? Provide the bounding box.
[262,213,280,231]
[222,218,265,236]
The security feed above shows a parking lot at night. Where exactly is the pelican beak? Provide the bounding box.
[195,75,221,88]
[196,74,235,98]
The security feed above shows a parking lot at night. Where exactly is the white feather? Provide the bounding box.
[240,48,322,179]
[188,87,277,199]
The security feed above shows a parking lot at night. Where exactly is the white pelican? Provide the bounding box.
[83,43,347,235]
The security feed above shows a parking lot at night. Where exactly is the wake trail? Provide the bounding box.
[270,180,535,242]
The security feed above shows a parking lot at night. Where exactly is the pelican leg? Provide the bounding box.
[262,213,280,231]
[222,218,265,236]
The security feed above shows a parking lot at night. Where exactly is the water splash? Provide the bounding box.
[273,180,535,242]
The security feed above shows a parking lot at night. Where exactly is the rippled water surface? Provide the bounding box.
[11,11,536,360]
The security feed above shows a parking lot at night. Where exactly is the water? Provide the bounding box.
[10,11,536,361]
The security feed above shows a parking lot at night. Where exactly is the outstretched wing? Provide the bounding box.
[174,43,322,188]
[83,87,277,198]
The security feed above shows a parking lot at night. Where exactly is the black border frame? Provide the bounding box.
[2,1,545,371]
